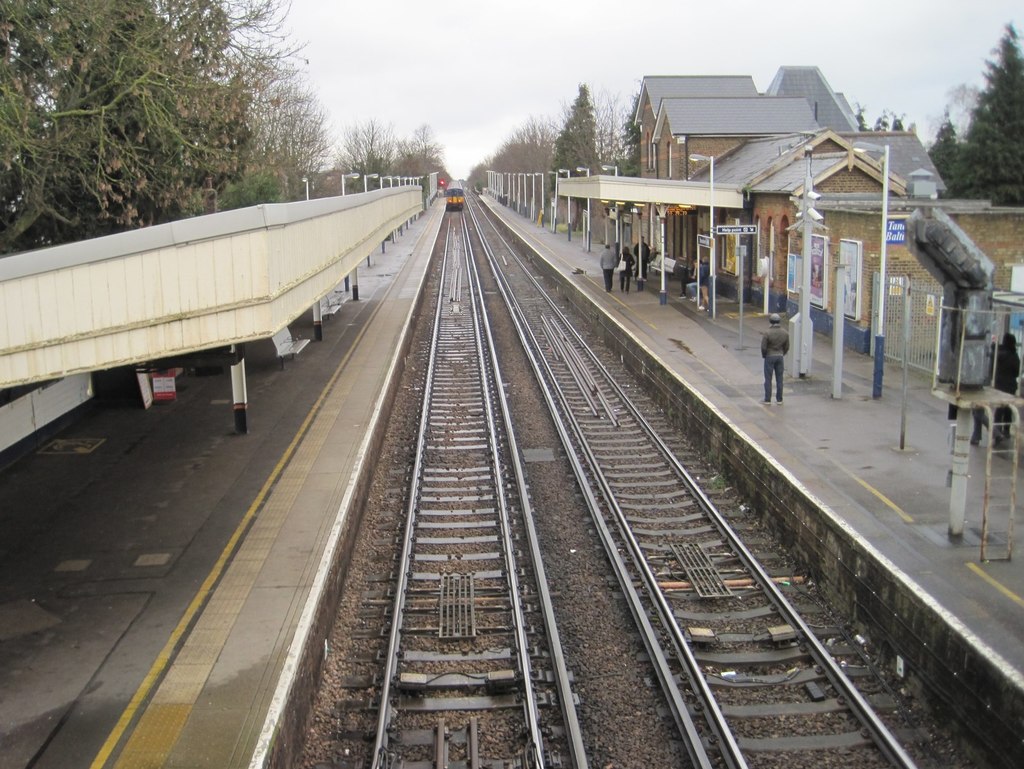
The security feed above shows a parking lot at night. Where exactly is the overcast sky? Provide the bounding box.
[286,0,1020,180]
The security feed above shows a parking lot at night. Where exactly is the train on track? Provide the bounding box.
[445,185,465,211]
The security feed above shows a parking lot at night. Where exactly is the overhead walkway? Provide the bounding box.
[0,186,423,434]
[0,188,422,387]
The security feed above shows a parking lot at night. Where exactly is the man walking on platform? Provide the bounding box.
[600,245,617,291]
[761,313,789,403]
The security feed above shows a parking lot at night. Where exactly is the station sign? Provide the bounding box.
[886,218,906,245]
[697,234,712,247]
[715,224,757,235]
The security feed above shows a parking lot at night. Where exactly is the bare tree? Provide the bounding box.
[246,73,333,198]
[593,87,629,167]
[337,119,399,178]
[395,124,446,177]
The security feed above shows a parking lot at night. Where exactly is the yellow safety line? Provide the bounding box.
[851,475,915,524]
[966,562,1024,607]
[90,316,375,769]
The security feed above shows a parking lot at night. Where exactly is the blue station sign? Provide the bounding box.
[886,218,906,245]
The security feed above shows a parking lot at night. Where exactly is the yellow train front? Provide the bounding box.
[445,187,464,212]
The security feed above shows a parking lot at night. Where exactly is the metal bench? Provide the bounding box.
[271,327,309,368]
[319,291,346,319]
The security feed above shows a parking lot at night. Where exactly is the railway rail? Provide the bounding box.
[366,215,584,768]
[465,194,922,769]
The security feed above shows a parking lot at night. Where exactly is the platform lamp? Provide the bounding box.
[363,173,379,193]
[302,176,309,200]
[555,169,570,235]
[854,142,891,398]
[576,166,591,251]
[600,164,619,176]
[341,172,360,196]
[689,153,716,318]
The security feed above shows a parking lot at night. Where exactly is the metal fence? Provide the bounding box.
[880,273,1022,378]
[879,273,940,375]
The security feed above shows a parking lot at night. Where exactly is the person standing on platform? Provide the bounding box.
[634,238,651,280]
[761,313,789,404]
[698,256,710,310]
[620,246,635,293]
[972,333,1020,446]
[600,245,617,292]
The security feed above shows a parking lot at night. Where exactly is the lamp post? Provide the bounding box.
[341,172,360,196]
[576,166,591,252]
[601,166,621,252]
[532,173,540,224]
[555,169,569,235]
[363,173,379,193]
[658,204,668,305]
[855,143,891,398]
[689,153,716,317]
[302,176,309,200]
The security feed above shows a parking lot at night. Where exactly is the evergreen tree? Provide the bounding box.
[959,24,1024,205]
[553,84,599,188]
[929,111,963,197]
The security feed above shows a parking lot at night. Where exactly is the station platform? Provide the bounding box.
[484,196,1024,681]
[0,203,441,769]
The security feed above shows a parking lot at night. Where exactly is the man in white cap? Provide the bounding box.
[761,313,789,403]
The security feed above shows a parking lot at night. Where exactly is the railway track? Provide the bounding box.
[366,216,585,768]
[302,196,938,769]
[465,194,921,769]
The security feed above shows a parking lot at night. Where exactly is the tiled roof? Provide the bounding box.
[765,66,859,132]
[637,75,759,121]
[660,97,819,136]
[837,131,947,192]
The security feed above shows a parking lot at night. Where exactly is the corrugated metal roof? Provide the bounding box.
[765,66,859,132]
[638,75,758,120]
[661,97,819,136]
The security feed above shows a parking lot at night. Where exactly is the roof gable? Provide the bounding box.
[765,66,859,132]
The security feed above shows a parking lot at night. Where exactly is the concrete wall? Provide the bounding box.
[491,213,1023,769]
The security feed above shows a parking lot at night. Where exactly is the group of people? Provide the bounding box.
[601,240,790,404]
[599,239,654,293]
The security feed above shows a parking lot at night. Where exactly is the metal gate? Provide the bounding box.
[877,273,941,375]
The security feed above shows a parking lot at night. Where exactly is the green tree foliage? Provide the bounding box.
[620,89,641,178]
[0,0,263,253]
[928,111,962,197]
[552,83,598,189]
[219,169,282,209]
[958,24,1024,205]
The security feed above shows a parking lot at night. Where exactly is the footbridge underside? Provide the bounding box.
[0,188,423,389]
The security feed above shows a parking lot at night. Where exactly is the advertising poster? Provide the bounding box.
[839,239,862,320]
[787,253,800,293]
[810,234,828,308]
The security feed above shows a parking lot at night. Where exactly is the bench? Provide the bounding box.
[272,327,309,368]
[319,290,346,319]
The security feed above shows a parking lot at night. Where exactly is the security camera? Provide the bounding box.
[806,208,824,223]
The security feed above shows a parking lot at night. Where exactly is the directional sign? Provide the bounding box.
[715,224,757,235]
[697,234,712,247]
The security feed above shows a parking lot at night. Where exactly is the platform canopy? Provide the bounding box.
[555,174,744,211]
